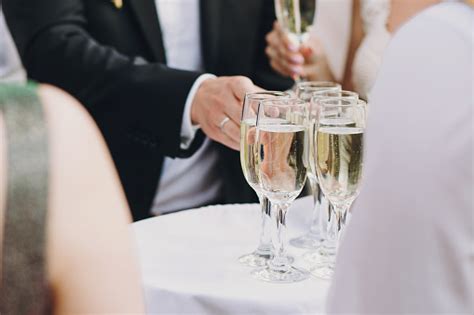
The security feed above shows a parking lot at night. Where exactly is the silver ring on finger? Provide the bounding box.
[219,116,231,132]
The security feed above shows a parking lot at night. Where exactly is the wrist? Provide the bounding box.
[190,75,216,125]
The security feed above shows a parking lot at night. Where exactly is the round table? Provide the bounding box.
[133,196,331,314]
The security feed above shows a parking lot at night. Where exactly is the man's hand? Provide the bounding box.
[191,76,261,151]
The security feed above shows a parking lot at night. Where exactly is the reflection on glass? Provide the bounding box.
[251,98,310,283]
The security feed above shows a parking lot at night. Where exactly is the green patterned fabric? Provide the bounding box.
[0,84,50,315]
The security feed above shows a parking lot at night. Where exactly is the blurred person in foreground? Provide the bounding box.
[327,0,473,313]
[0,83,145,313]
[3,0,292,221]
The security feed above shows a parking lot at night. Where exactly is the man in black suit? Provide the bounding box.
[3,0,292,221]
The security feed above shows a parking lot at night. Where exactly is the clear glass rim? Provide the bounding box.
[245,91,291,101]
[259,97,307,108]
[312,89,359,98]
[318,97,365,108]
[296,81,341,89]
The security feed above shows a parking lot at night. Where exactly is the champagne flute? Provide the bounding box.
[301,90,359,263]
[251,98,310,283]
[239,91,291,267]
[310,97,367,280]
[290,81,342,250]
[274,0,317,82]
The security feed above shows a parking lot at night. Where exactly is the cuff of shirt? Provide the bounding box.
[180,73,217,150]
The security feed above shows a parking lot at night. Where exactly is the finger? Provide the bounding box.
[220,133,240,151]
[300,45,313,59]
[270,59,291,77]
[202,123,239,152]
[267,31,304,66]
[220,93,242,125]
[230,76,259,104]
[221,119,240,144]
[274,22,299,52]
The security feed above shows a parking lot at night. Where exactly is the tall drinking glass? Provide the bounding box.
[302,90,359,263]
[251,98,310,283]
[274,0,317,82]
[239,91,291,267]
[290,81,341,249]
[310,97,367,280]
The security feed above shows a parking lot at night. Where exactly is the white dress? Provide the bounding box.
[327,2,473,313]
[314,0,391,101]
[352,0,391,100]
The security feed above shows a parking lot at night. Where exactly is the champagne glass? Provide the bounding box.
[302,90,359,263]
[310,97,367,280]
[239,91,291,267]
[290,81,342,250]
[251,98,310,283]
[274,0,317,82]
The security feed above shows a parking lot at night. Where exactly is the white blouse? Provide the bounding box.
[352,0,391,100]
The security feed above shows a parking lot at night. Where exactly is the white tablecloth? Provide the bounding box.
[133,196,330,314]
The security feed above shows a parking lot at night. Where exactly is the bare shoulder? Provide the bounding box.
[38,85,105,152]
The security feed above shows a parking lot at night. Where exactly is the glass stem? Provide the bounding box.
[334,208,349,251]
[309,179,327,239]
[326,206,349,267]
[323,205,338,256]
[257,194,273,254]
[270,203,290,272]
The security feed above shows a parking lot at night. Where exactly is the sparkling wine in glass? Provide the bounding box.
[275,0,316,45]
[238,91,290,267]
[310,97,367,280]
[251,98,310,283]
[302,90,359,264]
[290,81,342,250]
[274,0,317,82]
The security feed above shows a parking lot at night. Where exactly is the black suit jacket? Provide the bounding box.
[3,0,293,221]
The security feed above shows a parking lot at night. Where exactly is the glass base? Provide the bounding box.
[310,264,334,280]
[252,265,309,283]
[238,251,272,268]
[303,250,335,266]
[290,233,322,249]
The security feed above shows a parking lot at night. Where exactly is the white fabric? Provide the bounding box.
[327,2,473,313]
[134,196,331,314]
[0,10,26,83]
[312,0,352,83]
[152,0,221,215]
[352,0,391,100]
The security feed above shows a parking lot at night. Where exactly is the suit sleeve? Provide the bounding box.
[2,0,201,158]
[252,0,294,91]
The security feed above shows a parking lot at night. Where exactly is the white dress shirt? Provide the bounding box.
[151,0,222,215]
[327,2,473,313]
[0,10,26,83]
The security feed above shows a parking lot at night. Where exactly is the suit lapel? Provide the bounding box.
[129,0,167,63]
